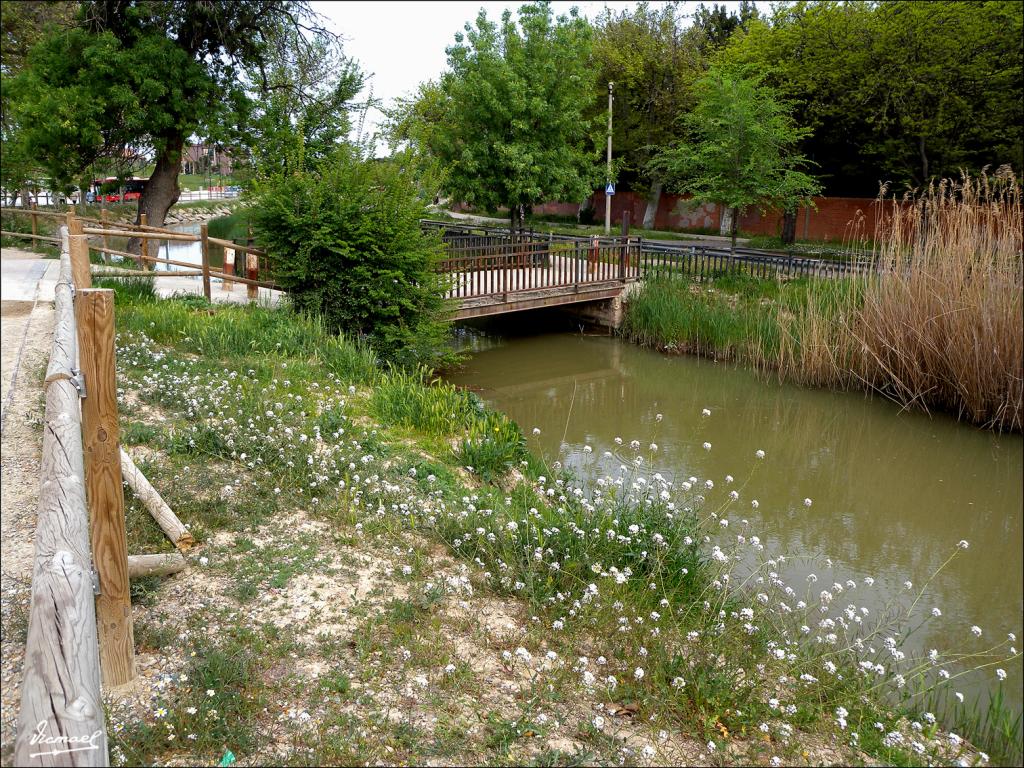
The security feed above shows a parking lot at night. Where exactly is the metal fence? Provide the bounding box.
[423,220,878,284]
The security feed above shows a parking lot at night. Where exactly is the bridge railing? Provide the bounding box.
[422,219,880,282]
[638,242,879,281]
[437,238,641,300]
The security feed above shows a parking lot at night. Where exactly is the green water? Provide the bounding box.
[446,325,1024,712]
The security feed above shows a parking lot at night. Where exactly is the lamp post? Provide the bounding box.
[605,81,614,235]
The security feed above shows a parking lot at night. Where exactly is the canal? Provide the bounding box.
[446,313,1024,713]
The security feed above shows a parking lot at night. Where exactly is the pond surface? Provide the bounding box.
[446,320,1023,712]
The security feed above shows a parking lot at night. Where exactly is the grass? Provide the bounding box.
[98,278,1020,766]
[624,170,1023,432]
[772,169,1023,432]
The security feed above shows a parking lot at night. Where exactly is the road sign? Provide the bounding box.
[606,183,615,196]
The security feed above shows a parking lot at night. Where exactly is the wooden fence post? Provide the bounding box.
[67,212,92,289]
[76,288,136,689]
[620,211,630,281]
[246,251,258,302]
[30,201,38,249]
[223,247,235,291]
[100,208,111,264]
[139,213,149,270]
[200,223,211,300]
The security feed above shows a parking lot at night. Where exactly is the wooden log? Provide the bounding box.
[91,268,204,278]
[67,214,92,290]
[81,227,199,242]
[0,205,69,219]
[0,230,61,243]
[76,289,135,688]
[206,235,265,256]
[15,246,109,767]
[119,448,194,551]
[127,553,186,579]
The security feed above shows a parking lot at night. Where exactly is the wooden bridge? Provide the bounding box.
[431,225,641,321]
[428,220,879,322]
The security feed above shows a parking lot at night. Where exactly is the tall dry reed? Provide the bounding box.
[774,167,1023,431]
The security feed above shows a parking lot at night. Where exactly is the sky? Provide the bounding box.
[311,1,771,154]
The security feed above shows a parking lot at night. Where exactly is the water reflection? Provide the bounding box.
[447,327,1023,710]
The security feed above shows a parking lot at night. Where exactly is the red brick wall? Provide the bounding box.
[590,191,881,241]
[454,192,888,242]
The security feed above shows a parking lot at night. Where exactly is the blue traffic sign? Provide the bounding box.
[606,183,615,196]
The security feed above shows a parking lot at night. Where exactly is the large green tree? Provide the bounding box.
[720,1,1023,194]
[650,66,821,249]
[6,1,349,233]
[589,2,703,227]
[402,1,599,232]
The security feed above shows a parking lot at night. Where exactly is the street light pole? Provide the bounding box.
[605,81,614,235]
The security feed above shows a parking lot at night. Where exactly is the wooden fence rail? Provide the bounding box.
[14,230,109,767]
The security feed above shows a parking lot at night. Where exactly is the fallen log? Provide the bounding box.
[127,553,186,579]
[119,448,194,551]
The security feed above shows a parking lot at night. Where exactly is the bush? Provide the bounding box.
[249,147,455,368]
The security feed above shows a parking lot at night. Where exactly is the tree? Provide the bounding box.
[720,1,1023,194]
[245,20,366,178]
[589,2,703,227]
[403,1,599,232]
[650,66,820,249]
[249,144,453,368]
[0,1,76,204]
[689,1,760,54]
[6,1,348,235]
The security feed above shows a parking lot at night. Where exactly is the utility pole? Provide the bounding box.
[605,81,614,235]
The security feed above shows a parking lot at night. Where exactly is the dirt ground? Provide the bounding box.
[0,288,54,763]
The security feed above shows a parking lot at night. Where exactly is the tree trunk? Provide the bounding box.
[730,206,739,252]
[128,133,184,259]
[642,181,662,230]
[781,209,798,245]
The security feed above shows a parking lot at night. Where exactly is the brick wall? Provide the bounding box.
[455,192,889,242]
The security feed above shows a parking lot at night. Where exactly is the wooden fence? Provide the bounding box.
[14,225,192,766]
[14,233,109,767]
[2,207,279,301]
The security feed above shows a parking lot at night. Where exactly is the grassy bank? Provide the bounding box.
[95,277,1018,766]
[624,172,1023,432]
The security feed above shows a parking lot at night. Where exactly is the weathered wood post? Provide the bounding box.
[139,213,149,270]
[76,288,136,688]
[100,208,111,264]
[246,251,258,302]
[619,210,630,281]
[222,247,235,291]
[30,201,38,249]
[200,223,212,301]
[14,243,110,767]
[67,212,92,289]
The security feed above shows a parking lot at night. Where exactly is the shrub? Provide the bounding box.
[249,146,456,368]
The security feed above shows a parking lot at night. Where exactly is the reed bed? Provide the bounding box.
[772,168,1023,431]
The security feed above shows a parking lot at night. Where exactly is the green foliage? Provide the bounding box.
[589,2,703,190]
[248,146,455,368]
[650,64,820,245]
[720,0,1024,193]
[401,2,599,229]
[456,413,529,484]
[371,369,482,436]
